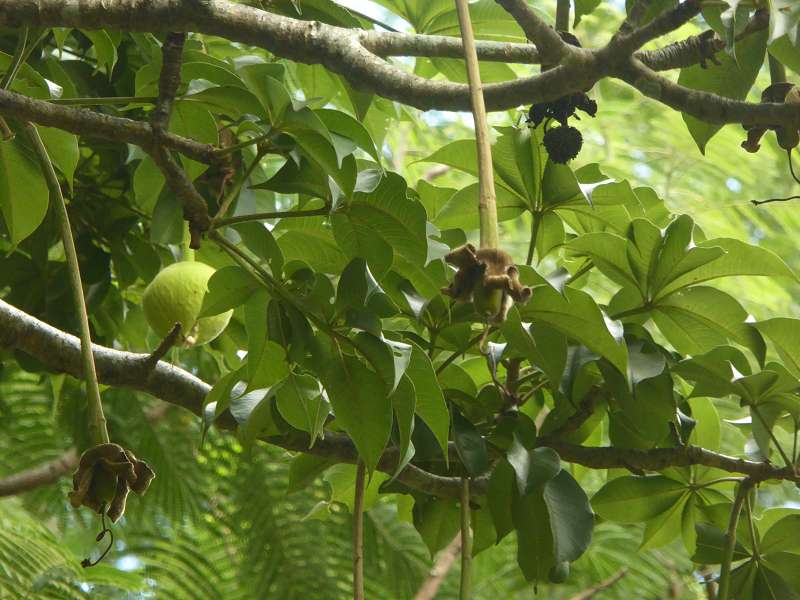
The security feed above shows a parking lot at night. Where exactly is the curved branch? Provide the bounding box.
[606,0,702,58]
[0,88,215,163]
[0,449,78,497]
[494,0,570,63]
[615,59,800,128]
[359,31,539,63]
[1,297,796,503]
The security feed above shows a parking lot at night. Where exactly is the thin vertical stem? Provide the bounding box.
[24,123,109,445]
[353,461,366,600]
[556,0,571,31]
[769,54,787,85]
[526,211,542,265]
[454,0,498,249]
[459,477,472,600]
[718,478,754,600]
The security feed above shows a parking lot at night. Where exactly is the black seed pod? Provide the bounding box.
[543,125,583,163]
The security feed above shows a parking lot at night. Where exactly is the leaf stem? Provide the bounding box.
[526,211,542,265]
[454,0,498,249]
[212,131,275,158]
[214,206,329,228]
[353,461,366,600]
[459,477,472,600]
[0,27,28,140]
[750,404,795,473]
[24,123,109,445]
[212,147,267,223]
[556,0,571,31]
[718,478,754,600]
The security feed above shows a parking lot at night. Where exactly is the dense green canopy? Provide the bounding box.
[2,0,800,598]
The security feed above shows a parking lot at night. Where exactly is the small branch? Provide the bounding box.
[0,449,78,497]
[50,96,159,106]
[751,195,800,206]
[0,88,215,163]
[455,0,498,249]
[495,0,570,64]
[143,323,182,370]
[212,148,266,223]
[151,32,186,134]
[459,477,472,600]
[213,206,329,228]
[718,479,754,600]
[212,131,273,158]
[23,123,109,445]
[636,30,725,71]
[568,568,629,600]
[605,0,702,57]
[353,461,366,600]
[412,534,462,600]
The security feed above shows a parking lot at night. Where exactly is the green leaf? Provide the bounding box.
[0,137,49,246]
[761,514,800,555]
[543,470,594,563]
[247,341,289,391]
[453,410,489,477]
[651,286,761,356]
[352,332,411,393]
[574,0,601,26]
[405,342,450,461]
[506,439,561,496]
[322,352,392,474]
[316,108,381,163]
[502,307,567,387]
[389,374,416,478]
[82,30,118,75]
[754,319,800,377]
[521,286,627,375]
[169,100,218,181]
[38,127,79,189]
[275,373,329,442]
[592,475,687,523]
[413,497,460,558]
[233,222,284,277]
[199,266,260,317]
[487,459,515,542]
[133,156,165,214]
[678,26,768,152]
[288,454,334,494]
[513,487,555,582]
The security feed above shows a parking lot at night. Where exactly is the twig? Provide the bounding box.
[23,123,109,445]
[459,477,472,600]
[436,332,487,375]
[0,449,79,497]
[568,568,629,600]
[750,404,796,474]
[213,205,329,228]
[718,478,754,600]
[353,461,366,600]
[143,323,182,370]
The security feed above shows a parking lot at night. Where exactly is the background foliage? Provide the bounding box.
[2,0,800,598]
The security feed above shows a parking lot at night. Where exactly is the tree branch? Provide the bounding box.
[0,449,78,497]
[0,88,215,163]
[413,534,461,600]
[568,568,628,600]
[1,298,797,503]
[494,0,570,64]
[359,31,539,63]
[605,0,702,58]
[614,58,800,129]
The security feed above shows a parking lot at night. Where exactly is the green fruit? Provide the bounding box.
[472,285,504,318]
[548,561,570,584]
[142,261,232,346]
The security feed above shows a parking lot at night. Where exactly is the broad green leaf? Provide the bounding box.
[233,222,284,277]
[513,488,555,582]
[487,459,515,542]
[316,108,381,163]
[0,137,49,246]
[506,439,560,496]
[170,100,218,181]
[651,286,760,356]
[453,410,489,477]
[592,475,687,523]
[413,497,460,558]
[133,156,165,214]
[406,342,450,460]
[543,470,593,563]
[389,375,416,478]
[38,127,79,189]
[352,332,411,393]
[288,454,333,494]
[501,308,566,388]
[521,286,627,375]
[199,266,260,317]
[755,319,800,377]
[323,352,392,474]
[247,341,289,391]
[761,514,800,555]
[275,373,329,442]
[325,464,388,512]
[83,30,118,75]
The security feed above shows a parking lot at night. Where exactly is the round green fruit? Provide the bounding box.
[142,261,232,346]
[472,285,504,318]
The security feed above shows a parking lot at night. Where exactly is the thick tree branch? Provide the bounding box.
[0,88,215,163]
[615,59,800,129]
[0,449,78,497]
[359,31,539,63]
[494,0,570,64]
[1,298,797,502]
